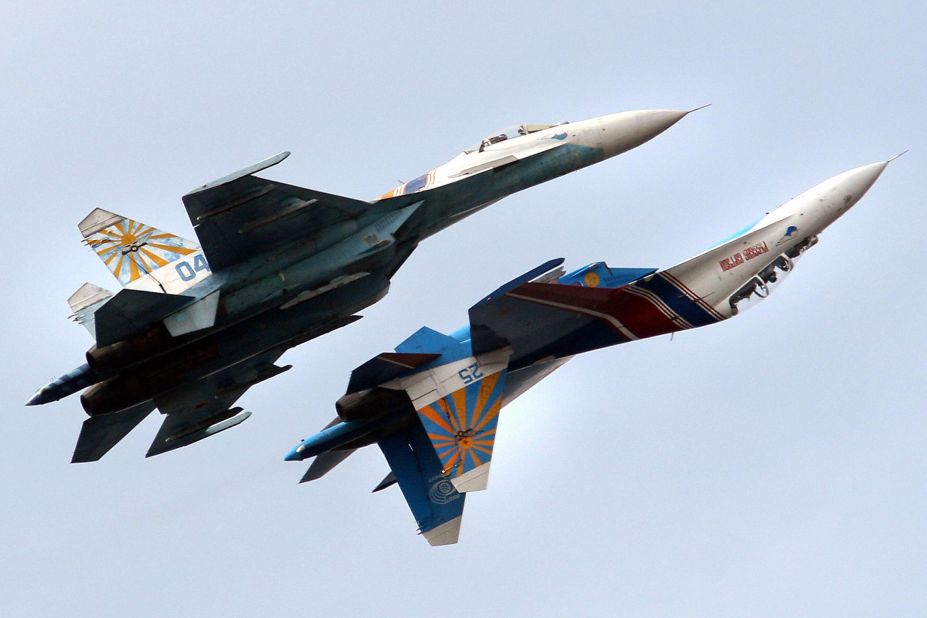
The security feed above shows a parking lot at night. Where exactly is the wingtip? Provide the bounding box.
[186,150,293,196]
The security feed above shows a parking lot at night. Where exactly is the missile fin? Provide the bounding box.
[300,448,357,483]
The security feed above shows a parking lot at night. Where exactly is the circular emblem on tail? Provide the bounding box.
[428,478,456,504]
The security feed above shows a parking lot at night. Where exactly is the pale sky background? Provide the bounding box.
[2,2,925,616]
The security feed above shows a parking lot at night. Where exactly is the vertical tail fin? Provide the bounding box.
[67,282,113,339]
[79,208,199,286]
[377,421,466,546]
[416,366,507,492]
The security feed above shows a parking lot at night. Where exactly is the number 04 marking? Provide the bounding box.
[175,254,211,281]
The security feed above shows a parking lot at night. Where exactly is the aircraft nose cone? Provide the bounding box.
[597,108,695,158]
[831,160,890,210]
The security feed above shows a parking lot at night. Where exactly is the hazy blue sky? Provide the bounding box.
[3,2,925,616]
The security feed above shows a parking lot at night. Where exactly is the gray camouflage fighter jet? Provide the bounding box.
[27,108,695,462]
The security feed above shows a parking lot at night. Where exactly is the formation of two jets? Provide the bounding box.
[29,107,893,544]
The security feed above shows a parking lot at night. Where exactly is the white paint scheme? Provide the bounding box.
[384,348,512,411]
[78,208,211,295]
[77,209,123,237]
[68,283,112,314]
[421,515,462,546]
[452,462,491,493]
[201,410,252,438]
[663,161,889,318]
[379,110,693,198]
[162,410,252,445]
[67,283,114,337]
[145,249,212,294]
[595,109,696,158]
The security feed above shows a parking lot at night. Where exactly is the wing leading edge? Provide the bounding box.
[182,152,374,270]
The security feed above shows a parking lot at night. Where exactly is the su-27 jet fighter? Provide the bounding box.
[285,158,895,545]
[27,108,695,462]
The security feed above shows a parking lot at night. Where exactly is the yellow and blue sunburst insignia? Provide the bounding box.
[85,218,199,285]
[416,370,508,478]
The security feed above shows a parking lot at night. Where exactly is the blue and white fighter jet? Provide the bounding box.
[285,158,894,545]
[28,108,694,462]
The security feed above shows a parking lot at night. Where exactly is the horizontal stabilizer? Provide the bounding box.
[72,403,155,463]
[300,448,357,483]
[377,421,466,546]
[94,289,195,346]
[346,352,440,395]
[163,290,220,337]
[372,471,397,493]
[142,348,285,457]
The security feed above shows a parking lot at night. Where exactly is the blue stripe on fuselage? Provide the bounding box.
[709,217,762,249]
[633,274,719,328]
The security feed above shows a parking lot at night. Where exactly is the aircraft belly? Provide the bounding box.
[194,278,387,380]
[219,203,419,319]
[86,275,390,415]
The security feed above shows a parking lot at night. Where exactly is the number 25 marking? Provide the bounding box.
[458,363,483,385]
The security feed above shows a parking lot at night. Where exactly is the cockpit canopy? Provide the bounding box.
[468,123,562,153]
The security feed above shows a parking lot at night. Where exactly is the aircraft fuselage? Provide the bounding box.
[286,160,891,462]
[31,110,692,418]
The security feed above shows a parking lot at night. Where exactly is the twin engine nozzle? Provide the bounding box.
[335,387,413,422]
